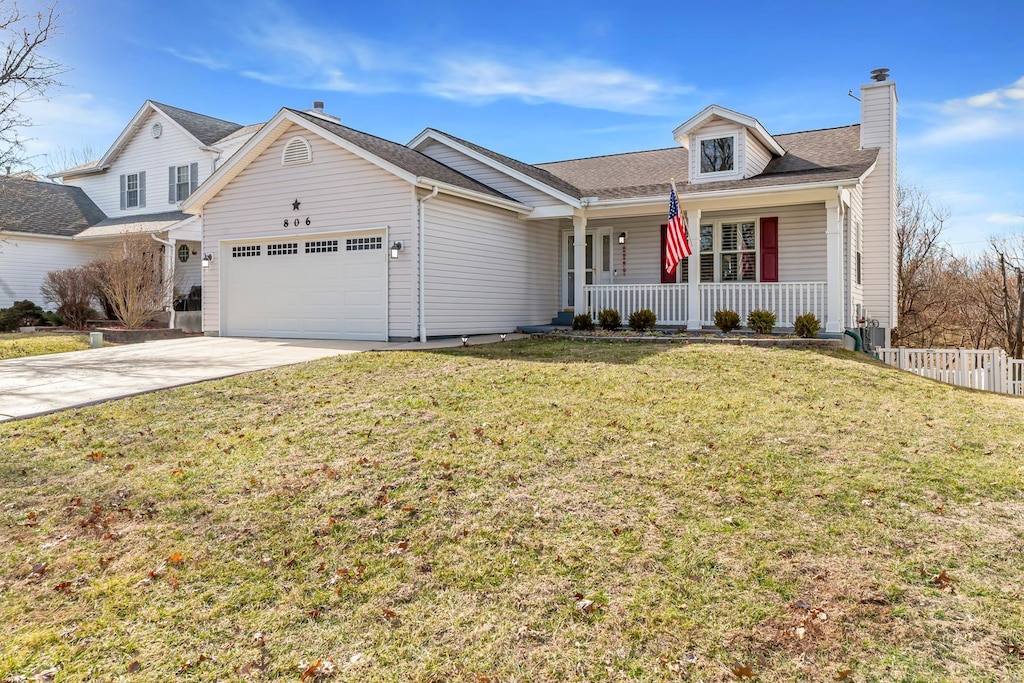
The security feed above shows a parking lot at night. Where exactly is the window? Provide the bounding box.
[856,251,863,285]
[345,236,382,251]
[125,173,140,208]
[268,242,298,256]
[177,244,190,263]
[231,245,261,258]
[699,219,758,282]
[699,135,735,174]
[305,240,338,253]
[175,165,191,202]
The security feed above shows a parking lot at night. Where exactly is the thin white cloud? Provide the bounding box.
[916,76,1024,145]
[163,5,692,115]
[986,212,1024,226]
[18,93,122,167]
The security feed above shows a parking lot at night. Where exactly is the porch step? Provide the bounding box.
[550,310,575,325]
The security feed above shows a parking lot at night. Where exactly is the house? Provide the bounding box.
[182,71,897,345]
[0,101,261,317]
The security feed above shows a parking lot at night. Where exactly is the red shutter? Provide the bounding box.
[760,217,779,282]
[660,224,674,283]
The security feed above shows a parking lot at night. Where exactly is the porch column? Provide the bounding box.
[825,199,845,334]
[686,208,701,330]
[573,213,586,314]
[164,237,177,330]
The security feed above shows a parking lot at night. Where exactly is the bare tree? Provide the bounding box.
[44,142,96,177]
[0,0,64,169]
[986,236,1024,358]
[95,234,174,329]
[892,184,953,346]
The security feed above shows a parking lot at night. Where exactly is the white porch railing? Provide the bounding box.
[876,347,1024,396]
[584,284,689,325]
[699,282,827,327]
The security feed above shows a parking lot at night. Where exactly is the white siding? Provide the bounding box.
[860,80,898,332]
[214,133,258,168]
[688,119,745,183]
[703,203,827,282]
[416,140,560,207]
[0,235,100,308]
[201,123,415,338]
[64,110,217,218]
[424,194,559,335]
[744,133,773,177]
[848,184,864,322]
[174,240,202,295]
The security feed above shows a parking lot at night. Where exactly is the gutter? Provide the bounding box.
[418,186,439,343]
[588,178,865,210]
[414,179,531,214]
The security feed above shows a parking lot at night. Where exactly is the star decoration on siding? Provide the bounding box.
[292,199,301,211]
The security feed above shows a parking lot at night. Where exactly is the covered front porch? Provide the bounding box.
[558,184,854,334]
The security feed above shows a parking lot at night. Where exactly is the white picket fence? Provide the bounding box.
[876,347,1024,396]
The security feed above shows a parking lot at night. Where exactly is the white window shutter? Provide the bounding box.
[119,174,126,210]
[168,166,176,203]
[139,171,147,208]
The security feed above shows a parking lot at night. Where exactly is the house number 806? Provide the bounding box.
[282,218,312,227]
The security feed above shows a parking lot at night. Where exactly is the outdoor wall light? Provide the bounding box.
[499,333,507,342]
[618,232,627,245]
[390,241,403,259]
[461,335,469,346]
[201,253,214,268]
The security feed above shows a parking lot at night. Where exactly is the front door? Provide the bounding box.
[563,228,613,309]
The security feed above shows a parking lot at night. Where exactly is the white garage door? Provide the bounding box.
[222,231,387,341]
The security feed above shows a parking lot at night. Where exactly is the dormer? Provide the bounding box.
[672,105,785,184]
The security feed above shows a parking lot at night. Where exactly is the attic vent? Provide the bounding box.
[282,136,312,166]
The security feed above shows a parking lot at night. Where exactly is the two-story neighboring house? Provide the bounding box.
[0,101,260,316]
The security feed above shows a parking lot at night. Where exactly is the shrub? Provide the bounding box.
[598,308,621,330]
[40,266,99,330]
[714,309,741,333]
[572,313,594,331]
[628,308,657,332]
[794,312,821,338]
[95,234,174,329]
[747,309,777,335]
[0,300,47,331]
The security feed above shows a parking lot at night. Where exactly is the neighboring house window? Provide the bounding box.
[119,171,146,210]
[856,251,863,285]
[699,135,735,174]
[169,163,199,203]
[699,219,758,282]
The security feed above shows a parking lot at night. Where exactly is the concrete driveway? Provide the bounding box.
[0,334,522,422]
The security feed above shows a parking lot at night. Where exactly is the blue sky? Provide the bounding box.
[21,0,1024,252]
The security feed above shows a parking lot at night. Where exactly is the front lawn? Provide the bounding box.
[1,341,1023,682]
[0,333,90,360]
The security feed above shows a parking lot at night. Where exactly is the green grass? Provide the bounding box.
[2,340,1023,682]
[0,333,90,360]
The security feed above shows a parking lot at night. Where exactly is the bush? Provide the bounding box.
[0,300,47,331]
[628,308,657,332]
[40,266,99,330]
[572,313,594,331]
[95,234,173,329]
[794,312,821,338]
[714,309,741,333]
[747,309,777,335]
[598,308,621,330]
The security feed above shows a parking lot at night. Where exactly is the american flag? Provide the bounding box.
[664,184,692,275]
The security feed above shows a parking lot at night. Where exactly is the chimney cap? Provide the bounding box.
[870,68,890,82]
[313,100,325,111]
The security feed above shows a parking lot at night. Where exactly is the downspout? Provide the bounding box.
[151,234,176,330]
[418,185,439,343]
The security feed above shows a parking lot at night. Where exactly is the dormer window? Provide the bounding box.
[698,134,736,175]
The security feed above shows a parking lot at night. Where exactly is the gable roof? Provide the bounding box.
[52,101,245,179]
[150,101,245,146]
[0,177,106,237]
[672,104,785,157]
[411,129,584,201]
[289,111,515,202]
[537,124,876,200]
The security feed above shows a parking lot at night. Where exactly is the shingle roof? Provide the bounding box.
[289,110,519,203]
[74,211,191,239]
[152,101,244,146]
[536,124,877,200]
[423,129,583,199]
[214,122,264,146]
[0,178,106,237]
